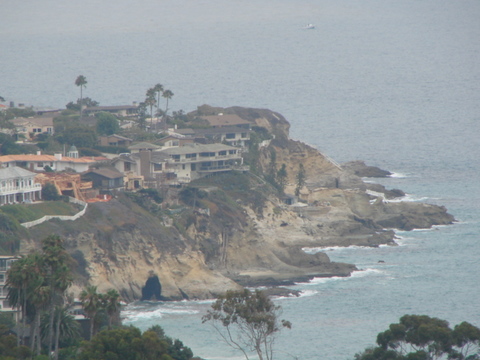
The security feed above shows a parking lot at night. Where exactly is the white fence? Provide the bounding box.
[21,197,88,228]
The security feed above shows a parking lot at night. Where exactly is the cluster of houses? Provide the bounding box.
[0,108,252,206]
[0,106,254,312]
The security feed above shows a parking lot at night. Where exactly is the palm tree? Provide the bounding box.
[162,89,174,114]
[75,75,87,120]
[162,89,174,130]
[6,253,45,346]
[6,257,29,346]
[102,289,121,330]
[80,285,101,340]
[153,83,164,115]
[145,88,157,132]
[30,284,50,355]
[42,235,72,356]
[40,304,81,359]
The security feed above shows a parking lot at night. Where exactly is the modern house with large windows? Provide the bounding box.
[0,166,42,205]
[112,143,248,187]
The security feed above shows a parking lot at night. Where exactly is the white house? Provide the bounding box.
[0,166,42,205]
[0,153,99,173]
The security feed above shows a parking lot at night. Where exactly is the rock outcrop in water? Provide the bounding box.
[19,106,455,301]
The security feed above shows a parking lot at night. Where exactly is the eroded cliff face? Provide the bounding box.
[21,107,454,301]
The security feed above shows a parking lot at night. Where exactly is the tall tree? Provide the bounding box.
[153,83,164,115]
[295,163,306,197]
[266,148,277,187]
[40,304,81,357]
[30,284,50,355]
[145,88,157,131]
[80,285,101,340]
[162,89,174,130]
[42,235,72,358]
[276,164,288,194]
[202,289,291,360]
[102,289,122,330]
[75,75,87,120]
[6,252,45,347]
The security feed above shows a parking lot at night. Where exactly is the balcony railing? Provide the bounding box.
[0,183,42,196]
[168,154,242,163]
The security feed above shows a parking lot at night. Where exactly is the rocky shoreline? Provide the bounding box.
[23,107,455,301]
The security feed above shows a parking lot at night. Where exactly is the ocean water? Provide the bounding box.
[2,0,479,359]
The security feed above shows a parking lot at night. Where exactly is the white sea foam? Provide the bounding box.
[386,194,430,203]
[393,234,415,246]
[298,268,386,286]
[350,268,384,277]
[303,245,382,254]
[122,304,200,322]
[389,172,409,178]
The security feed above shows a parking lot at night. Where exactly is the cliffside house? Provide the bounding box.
[112,143,248,187]
[0,153,99,173]
[200,114,251,129]
[82,168,124,191]
[83,104,139,118]
[0,256,18,312]
[0,166,42,205]
[98,134,133,147]
[10,117,54,140]
[174,125,250,148]
[110,154,145,190]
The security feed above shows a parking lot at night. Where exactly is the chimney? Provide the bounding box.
[37,151,41,155]
[139,150,152,180]
[54,153,62,160]
[133,101,137,107]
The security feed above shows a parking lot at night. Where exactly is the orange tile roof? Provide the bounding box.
[0,154,98,164]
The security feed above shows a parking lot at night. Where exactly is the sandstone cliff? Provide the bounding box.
[20,107,454,302]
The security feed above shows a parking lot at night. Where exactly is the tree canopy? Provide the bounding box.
[202,289,291,360]
[354,315,480,360]
[95,111,120,135]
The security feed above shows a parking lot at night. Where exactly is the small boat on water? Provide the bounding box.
[304,24,315,29]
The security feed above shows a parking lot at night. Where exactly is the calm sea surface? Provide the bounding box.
[2,1,479,359]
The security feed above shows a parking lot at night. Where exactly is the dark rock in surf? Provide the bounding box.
[342,160,392,178]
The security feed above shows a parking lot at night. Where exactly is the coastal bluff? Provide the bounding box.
[21,106,454,301]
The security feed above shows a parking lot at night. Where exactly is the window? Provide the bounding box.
[0,274,4,283]
[37,162,44,167]
[229,150,236,155]
[226,133,235,139]
[124,162,131,171]
[219,151,227,156]
[191,164,196,171]
[241,132,247,138]
[182,165,185,170]
[172,155,180,161]
[186,153,197,159]
[154,163,162,171]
